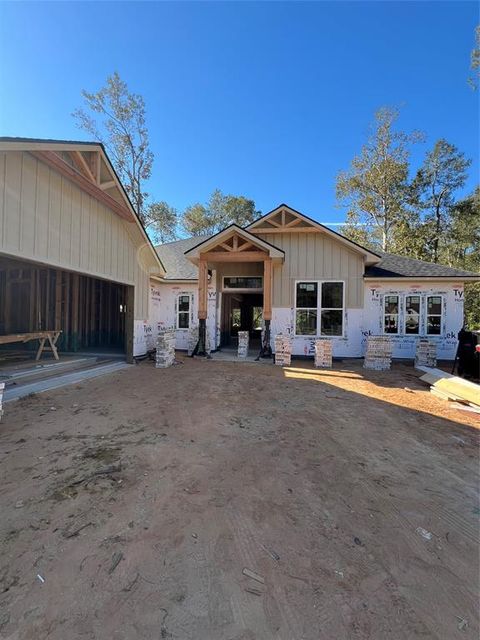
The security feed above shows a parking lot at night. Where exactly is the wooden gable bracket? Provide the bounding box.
[70,151,96,184]
[31,150,134,222]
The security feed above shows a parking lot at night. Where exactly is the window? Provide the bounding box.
[404,295,420,334]
[177,294,190,329]
[296,282,318,335]
[295,281,344,336]
[223,277,262,290]
[321,282,344,336]
[427,296,442,335]
[384,295,399,334]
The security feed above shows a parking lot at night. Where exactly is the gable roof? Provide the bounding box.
[247,203,381,264]
[365,253,480,280]
[0,136,165,275]
[183,224,285,264]
[155,237,480,282]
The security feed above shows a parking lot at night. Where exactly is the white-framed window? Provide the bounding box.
[295,282,318,335]
[383,295,399,334]
[177,294,190,329]
[426,295,443,335]
[404,295,421,335]
[295,281,344,337]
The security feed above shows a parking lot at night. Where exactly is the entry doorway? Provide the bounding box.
[220,293,263,350]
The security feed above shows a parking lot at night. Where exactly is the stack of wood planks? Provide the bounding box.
[417,365,480,413]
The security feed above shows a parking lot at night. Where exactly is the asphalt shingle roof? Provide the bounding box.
[155,238,479,281]
[365,253,479,279]
[154,236,212,280]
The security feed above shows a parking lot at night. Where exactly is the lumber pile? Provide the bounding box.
[274,334,293,367]
[0,382,4,422]
[237,331,249,359]
[418,366,480,412]
[363,336,392,371]
[415,339,437,368]
[314,338,333,368]
[155,329,176,368]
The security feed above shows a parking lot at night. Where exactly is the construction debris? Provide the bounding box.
[274,334,292,367]
[415,339,437,368]
[363,336,392,371]
[237,331,249,359]
[108,551,124,575]
[155,330,176,368]
[242,568,265,584]
[417,366,480,410]
[314,339,332,368]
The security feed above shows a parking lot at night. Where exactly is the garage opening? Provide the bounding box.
[0,255,131,358]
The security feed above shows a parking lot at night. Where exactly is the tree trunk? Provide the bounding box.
[433,202,441,263]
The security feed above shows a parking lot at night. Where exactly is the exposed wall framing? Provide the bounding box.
[0,255,128,353]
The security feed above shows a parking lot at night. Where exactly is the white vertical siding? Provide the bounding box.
[257,231,365,308]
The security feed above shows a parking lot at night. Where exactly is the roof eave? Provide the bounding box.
[0,137,165,276]
[364,275,480,282]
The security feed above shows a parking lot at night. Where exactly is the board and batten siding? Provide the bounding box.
[256,232,365,309]
[0,151,151,320]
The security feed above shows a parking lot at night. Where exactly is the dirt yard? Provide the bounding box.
[0,356,479,640]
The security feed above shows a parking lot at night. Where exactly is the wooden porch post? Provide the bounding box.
[263,258,272,321]
[197,258,209,356]
[258,258,273,359]
[198,259,208,321]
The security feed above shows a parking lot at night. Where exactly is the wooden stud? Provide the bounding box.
[125,285,134,363]
[99,180,116,191]
[55,270,62,331]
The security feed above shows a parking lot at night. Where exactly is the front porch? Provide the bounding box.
[184,225,284,357]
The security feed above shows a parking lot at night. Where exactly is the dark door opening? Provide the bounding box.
[221,293,263,349]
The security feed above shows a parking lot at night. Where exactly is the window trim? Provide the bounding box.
[382,294,400,335]
[294,279,345,338]
[222,275,263,292]
[176,293,191,331]
[380,293,445,337]
[403,294,421,336]
[426,294,444,336]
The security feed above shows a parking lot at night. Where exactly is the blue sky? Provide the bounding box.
[0,1,478,226]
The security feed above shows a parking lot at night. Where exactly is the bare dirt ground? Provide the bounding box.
[0,356,479,640]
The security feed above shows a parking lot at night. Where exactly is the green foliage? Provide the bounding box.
[73,71,153,222]
[338,107,479,329]
[469,25,480,89]
[181,189,260,236]
[410,139,470,263]
[336,107,423,251]
[145,201,178,244]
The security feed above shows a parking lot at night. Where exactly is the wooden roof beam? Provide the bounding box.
[31,151,134,222]
[70,151,96,184]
